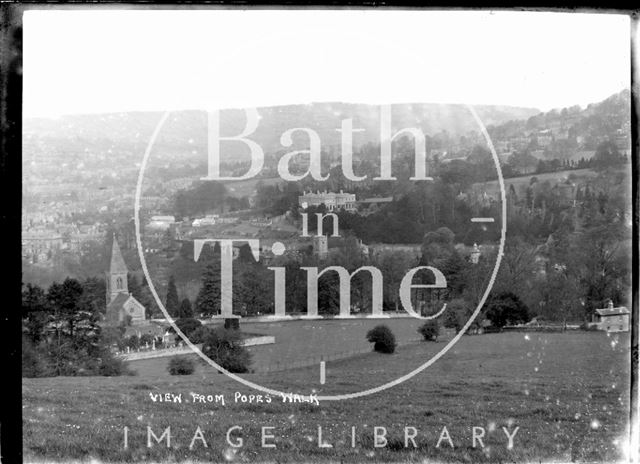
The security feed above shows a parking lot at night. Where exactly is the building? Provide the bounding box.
[312,235,329,259]
[192,215,219,227]
[147,215,176,231]
[22,230,63,264]
[592,300,629,333]
[298,190,357,212]
[105,236,146,325]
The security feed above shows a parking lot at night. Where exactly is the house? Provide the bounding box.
[298,190,357,212]
[147,215,176,231]
[592,300,630,333]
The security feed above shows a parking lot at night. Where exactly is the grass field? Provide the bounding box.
[473,168,599,197]
[23,331,631,463]
[129,317,440,376]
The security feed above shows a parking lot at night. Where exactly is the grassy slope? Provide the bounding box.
[23,331,630,463]
[473,168,599,197]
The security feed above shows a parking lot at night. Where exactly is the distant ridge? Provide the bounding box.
[23,102,540,162]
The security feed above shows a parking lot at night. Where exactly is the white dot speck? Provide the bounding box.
[591,419,600,430]
[272,242,286,256]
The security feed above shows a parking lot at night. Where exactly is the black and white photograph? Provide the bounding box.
[6,5,638,463]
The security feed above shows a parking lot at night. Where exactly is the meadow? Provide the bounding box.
[130,317,434,376]
[473,168,599,197]
[23,330,631,463]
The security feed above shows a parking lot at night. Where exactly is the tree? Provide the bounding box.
[47,278,93,338]
[178,298,194,319]
[234,263,273,316]
[195,264,221,317]
[593,140,622,170]
[173,318,202,338]
[376,250,416,312]
[366,325,396,354]
[201,328,251,373]
[571,219,630,318]
[493,237,537,298]
[24,279,128,377]
[442,298,467,333]
[485,292,530,328]
[22,283,50,344]
[165,275,180,317]
[420,227,456,268]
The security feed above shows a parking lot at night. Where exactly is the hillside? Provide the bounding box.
[484,89,631,164]
[23,102,539,163]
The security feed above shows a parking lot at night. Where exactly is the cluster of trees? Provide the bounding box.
[174,181,249,219]
[164,275,195,319]
[254,181,301,217]
[187,196,627,328]
[22,278,130,377]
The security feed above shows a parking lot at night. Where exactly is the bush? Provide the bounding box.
[173,318,203,338]
[139,333,155,347]
[366,325,396,354]
[125,335,140,350]
[201,328,251,373]
[168,356,195,375]
[418,320,440,341]
[98,354,134,376]
[443,299,467,333]
[190,326,211,344]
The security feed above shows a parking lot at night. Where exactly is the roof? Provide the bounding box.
[106,293,131,312]
[359,197,394,203]
[110,235,128,274]
[595,306,629,317]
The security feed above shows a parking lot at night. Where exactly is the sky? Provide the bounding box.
[23,9,632,118]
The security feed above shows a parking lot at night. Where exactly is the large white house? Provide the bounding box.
[298,190,356,212]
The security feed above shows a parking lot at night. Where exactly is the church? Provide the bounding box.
[105,235,146,325]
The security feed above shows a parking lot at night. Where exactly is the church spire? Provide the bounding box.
[110,233,128,274]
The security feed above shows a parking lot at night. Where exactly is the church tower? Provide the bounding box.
[106,234,128,305]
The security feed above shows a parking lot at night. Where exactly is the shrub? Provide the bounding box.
[366,325,396,354]
[418,320,440,341]
[190,326,211,344]
[201,328,251,373]
[168,356,195,375]
[178,298,194,319]
[98,354,134,376]
[443,299,467,333]
[139,333,155,347]
[173,318,203,338]
[126,335,140,350]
